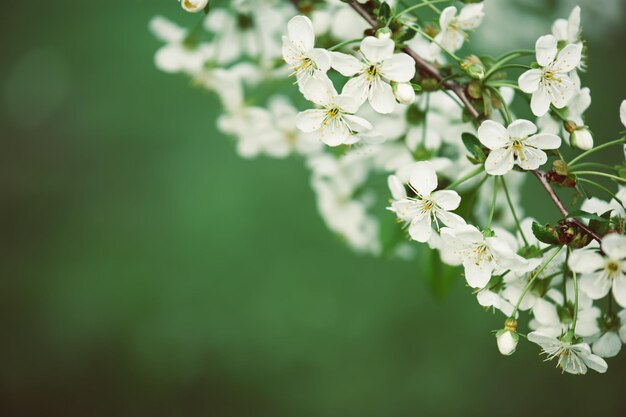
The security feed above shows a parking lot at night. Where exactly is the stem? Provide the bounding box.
[571,257,579,333]
[577,178,626,209]
[328,38,362,51]
[569,162,616,172]
[486,82,522,91]
[421,93,430,146]
[563,250,570,306]
[511,246,564,318]
[395,0,450,18]
[445,166,485,190]
[568,137,626,166]
[501,176,529,246]
[484,63,532,81]
[486,176,498,229]
[572,171,626,184]
[490,87,512,125]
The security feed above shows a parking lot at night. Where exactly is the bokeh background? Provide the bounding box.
[2,1,625,416]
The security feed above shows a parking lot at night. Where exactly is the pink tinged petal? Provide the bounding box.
[409,214,432,243]
[580,350,608,373]
[295,109,325,132]
[518,69,542,93]
[409,161,438,197]
[341,75,370,106]
[343,114,372,132]
[593,332,622,358]
[379,53,416,82]
[601,233,626,260]
[309,48,331,72]
[553,43,582,73]
[535,34,558,67]
[287,15,315,52]
[477,120,508,150]
[506,119,537,139]
[484,148,514,176]
[431,190,461,211]
[464,260,493,289]
[530,87,551,117]
[360,36,394,63]
[568,250,604,274]
[613,275,626,308]
[368,80,396,114]
[525,133,561,150]
[388,175,407,200]
[579,273,611,300]
[330,52,363,76]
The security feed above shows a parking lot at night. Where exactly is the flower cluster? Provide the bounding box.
[152,0,626,375]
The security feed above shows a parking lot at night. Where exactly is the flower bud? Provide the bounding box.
[570,128,593,151]
[376,27,393,40]
[461,56,485,80]
[393,83,416,105]
[180,0,209,13]
[496,329,519,356]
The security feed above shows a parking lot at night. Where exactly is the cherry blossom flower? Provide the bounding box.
[477,119,561,175]
[433,4,484,53]
[518,35,582,116]
[331,36,415,114]
[387,162,465,243]
[528,331,608,375]
[296,80,372,147]
[551,6,581,45]
[179,0,208,13]
[568,234,626,308]
[282,15,332,99]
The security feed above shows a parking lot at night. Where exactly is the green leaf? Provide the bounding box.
[377,2,391,28]
[567,210,611,223]
[461,132,486,163]
[531,222,560,245]
[589,210,613,236]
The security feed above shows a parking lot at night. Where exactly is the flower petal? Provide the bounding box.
[525,133,561,150]
[295,109,325,132]
[506,119,537,139]
[360,36,394,63]
[516,146,547,170]
[409,161,438,197]
[464,260,493,289]
[553,43,582,73]
[432,190,461,211]
[613,275,626,308]
[309,48,332,72]
[477,120,508,150]
[582,352,608,374]
[593,332,622,358]
[330,51,363,76]
[287,15,315,52]
[601,233,626,260]
[368,79,396,114]
[379,53,416,82]
[568,250,604,274]
[535,34,558,67]
[343,114,373,132]
[485,148,514,176]
[456,3,484,30]
[319,117,351,146]
[341,74,370,106]
[579,273,612,300]
[530,87,551,117]
[409,214,432,243]
[518,69,542,94]
[388,175,407,200]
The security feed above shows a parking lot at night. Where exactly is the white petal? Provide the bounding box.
[535,35,558,67]
[464,260,493,289]
[368,80,396,114]
[506,119,537,139]
[432,190,461,211]
[568,250,604,274]
[439,6,457,29]
[409,215,432,243]
[379,53,416,82]
[613,275,626,308]
[553,43,582,73]
[532,298,559,326]
[477,120,508,150]
[309,48,332,72]
[456,3,484,30]
[334,94,360,114]
[341,74,370,106]
[601,233,626,260]
[579,273,612,300]
[525,133,562,150]
[530,87,551,117]
[593,332,622,358]
[620,100,626,128]
[295,109,325,132]
[436,210,466,228]
[343,114,373,132]
[388,175,406,200]
[319,117,351,146]
[485,148,514,176]
[550,76,577,109]
[518,69,542,94]
[360,36,394,63]
[516,146,547,170]
[330,52,363,76]
[287,15,315,52]
[409,161,438,197]
[581,352,608,373]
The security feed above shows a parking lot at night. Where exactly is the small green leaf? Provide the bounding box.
[567,210,611,223]
[377,2,391,28]
[531,222,560,245]
[461,132,486,163]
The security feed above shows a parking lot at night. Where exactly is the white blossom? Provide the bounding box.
[477,119,561,175]
[433,4,484,53]
[527,331,608,375]
[518,35,582,116]
[179,0,208,13]
[331,36,415,114]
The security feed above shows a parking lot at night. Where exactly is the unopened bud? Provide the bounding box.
[496,330,519,356]
[180,0,209,13]
[570,127,594,150]
[461,56,485,80]
[376,27,393,39]
[563,120,577,134]
[393,83,416,105]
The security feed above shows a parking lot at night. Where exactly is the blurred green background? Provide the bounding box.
[1,1,625,416]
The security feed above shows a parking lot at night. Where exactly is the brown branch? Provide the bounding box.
[532,170,603,243]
